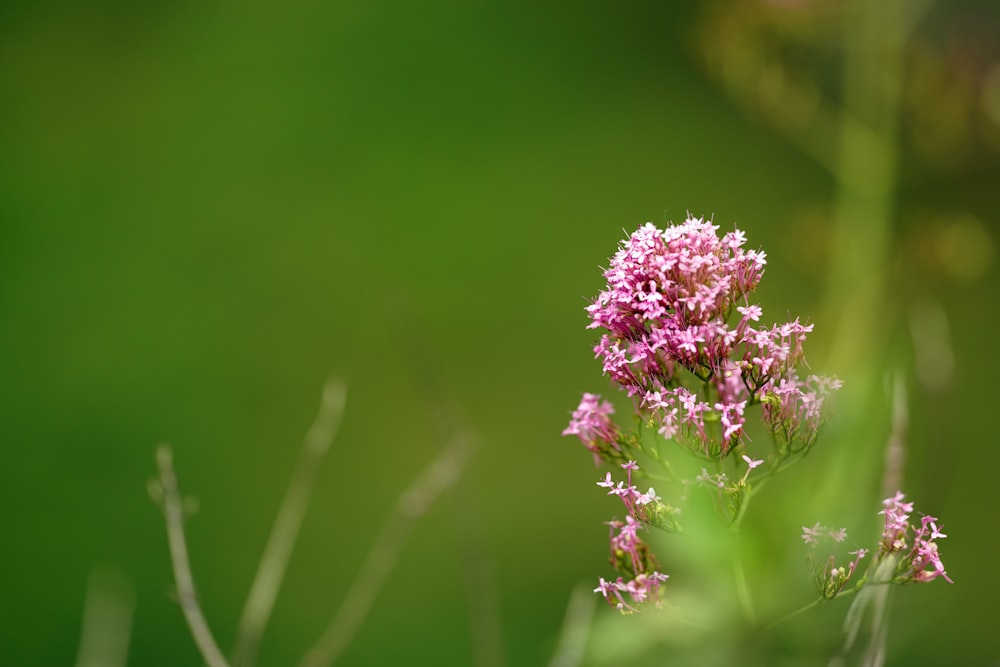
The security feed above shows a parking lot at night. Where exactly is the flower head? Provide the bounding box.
[580,219,838,458]
[878,491,953,584]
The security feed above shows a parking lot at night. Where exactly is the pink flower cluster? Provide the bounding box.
[593,461,673,611]
[561,393,620,465]
[762,374,843,451]
[572,218,838,458]
[597,460,666,525]
[594,560,669,613]
[801,522,848,545]
[879,491,952,584]
[803,491,952,599]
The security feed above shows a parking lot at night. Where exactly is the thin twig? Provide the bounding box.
[232,378,348,667]
[298,432,475,667]
[156,444,231,667]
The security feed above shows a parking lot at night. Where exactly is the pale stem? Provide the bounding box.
[232,378,348,667]
[298,432,475,667]
[764,597,823,634]
[880,370,907,499]
[456,480,506,667]
[156,445,232,667]
[547,583,597,667]
[857,372,909,667]
[763,588,859,634]
[730,541,756,627]
[549,584,596,667]
[74,568,135,667]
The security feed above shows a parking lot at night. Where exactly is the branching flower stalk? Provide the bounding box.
[792,489,952,645]
[562,218,953,635]
[563,217,841,612]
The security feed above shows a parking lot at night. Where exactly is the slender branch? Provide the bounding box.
[156,445,231,667]
[298,432,475,667]
[232,378,349,667]
[763,597,824,634]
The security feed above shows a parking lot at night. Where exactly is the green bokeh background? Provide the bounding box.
[2,2,998,665]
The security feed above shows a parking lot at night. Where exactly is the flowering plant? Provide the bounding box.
[562,218,951,632]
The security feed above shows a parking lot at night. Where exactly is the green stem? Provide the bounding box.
[763,588,859,634]
[730,541,756,626]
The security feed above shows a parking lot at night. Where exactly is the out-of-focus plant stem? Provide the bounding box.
[819,0,930,514]
[156,445,231,667]
[232,378,348,667]
[820,2,930,665]
[298,432,474,667]
[823,0,929,376]
[730,542,756,626]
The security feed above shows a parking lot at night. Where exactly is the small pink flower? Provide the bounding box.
[563,393,620,465]
[801,522,822,545]
[876,491,953,584]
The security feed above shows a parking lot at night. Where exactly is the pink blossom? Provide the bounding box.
[877,491,953,584]
[562,393,620,465]
[801,522,823,545]
[595,513,670,612]
[576,218,838,458]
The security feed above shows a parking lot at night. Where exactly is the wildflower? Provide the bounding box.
[598,461,674,527]
[805,492,953,599]
[761,373,842,454]
[801,522,823,545]
[577,218,838,459]
[596,516,670,612]
[594,572,670,613]
[738,454,763,485]
[878,491,953,584]
[563,393,620,465]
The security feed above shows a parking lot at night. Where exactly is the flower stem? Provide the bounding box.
[763,597,822,633]
[730,541,756,626]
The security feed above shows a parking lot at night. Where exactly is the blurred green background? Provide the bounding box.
[2,1,998,665]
